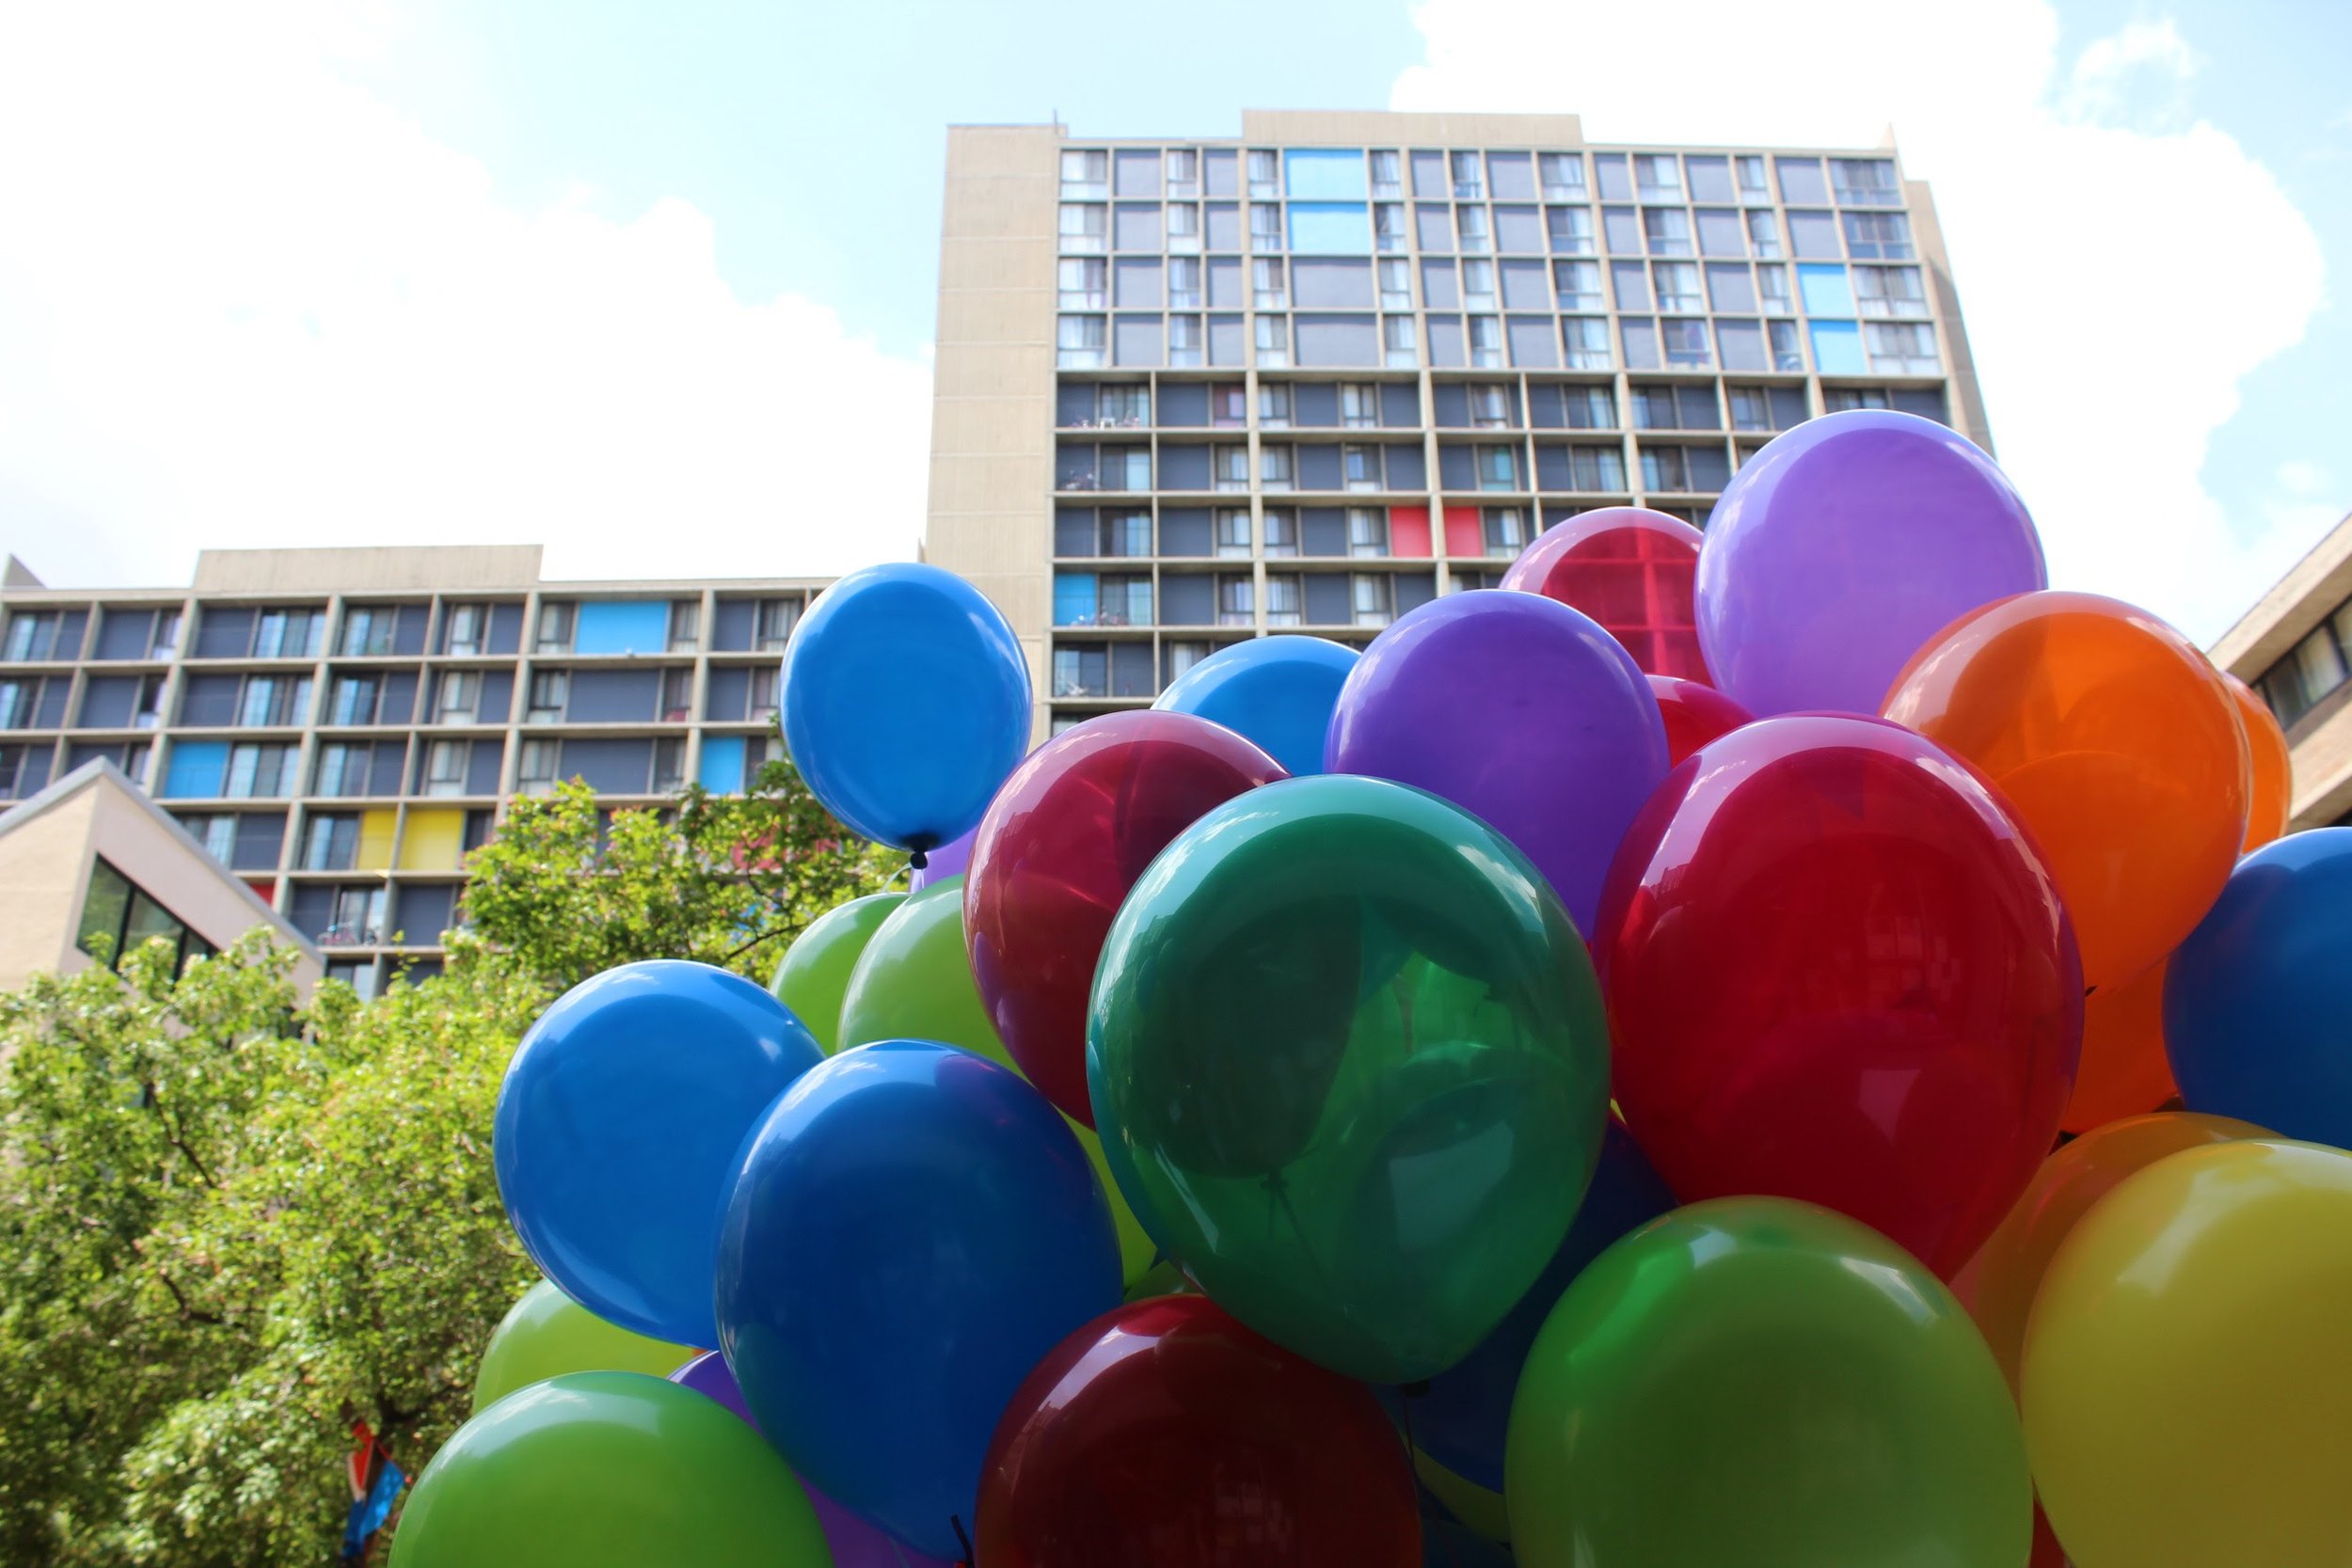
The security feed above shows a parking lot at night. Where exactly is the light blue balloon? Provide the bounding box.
[1152,634,1358,778]
[2166,828,2352,1146]
[495,961,825,1350]
[716,1039,1121,1560]
[781,563,1031,853]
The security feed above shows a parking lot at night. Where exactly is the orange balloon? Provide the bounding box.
[2223,672,2292,850]
[1965,1110,2267,1397]
[2060,958,2177,1133]
[1883,591,2250,991]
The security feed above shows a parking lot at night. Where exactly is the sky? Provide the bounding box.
[1,0,2346,642]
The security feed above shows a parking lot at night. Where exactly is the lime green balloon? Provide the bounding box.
[1089,774,1609,1385]
[837,876,1156,1287]
[1416,1451,1510,1545]
[472,1280,692,1414]
[394,1373,830,1568]
[770,890,903,1053]
[1505,1197,2031,1568]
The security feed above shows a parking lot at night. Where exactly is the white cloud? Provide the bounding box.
[0,1,930,591]
[1394,0,2327,642]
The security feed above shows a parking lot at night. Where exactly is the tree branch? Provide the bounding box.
[154,1270,223,1326]
[144,1083,219,1189]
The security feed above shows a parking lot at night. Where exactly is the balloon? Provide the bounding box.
[472,1279,692,1414]
[494,960,824,1348]
[781,562,1030,852]
[1152,633,1358,777]
[1326,590,1669,931]
[976,1296,1420,1567]
[769,891,903,1053]
[2060,958,2178,1132]
[715,1040,1121,1560]
[1392,1119,1676,1492]
[672,1354,959,1568]
[2024,1139,2352,1568]
[2164,828,2352,1146]
[1595,715,2081,1278]
[966,709,1284,1126]
[1697,408,2046,717]
[1502,505,1708,681]
[1414,1454,1510,1546]
[1646,673,1751,766]
[1883,590,2249,991]
[1089,773,1612,1384]
[1423,1521,1516,1568]
[906,825,973,891]
[1506,1197,2031,1568]
[390,1372,830,1568]
[2224,672,2293,850]
[838,876,1156,1285]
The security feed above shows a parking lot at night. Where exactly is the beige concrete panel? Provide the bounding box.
[2212,512,2352,673]
[944,126,1064,179]
[933,292,1056,345]
[194,546,545,594]
[1241,110,1584,148]
[930,452,1051,499]
[2286,697,2352,829]
[83,787,320,989]
[931,348,1055,397]
[938,239,1057,292]
[930,400,1051,456]
[1902,182,1994,454]
[0,790,94,990]
[942,180,1057,240]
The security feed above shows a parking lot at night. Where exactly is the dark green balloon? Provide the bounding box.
[1505,1198,2031,1568]
[1088,773,1609,1385]
[392,1372,831,1567]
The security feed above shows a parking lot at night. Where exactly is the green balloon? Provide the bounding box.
[837,876,1157,1287]
[769,890,903,1053]
[1505,1197,2031,1568]
[1089,774,1609,1385]
[394,1373,830,1568]
[472,1280,691,1414]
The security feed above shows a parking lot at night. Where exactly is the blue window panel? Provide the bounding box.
[698,735,747,793]
[1809,320,1865,374]
[1797,262,1854,317]
[575,599,668,655]
[1054,573,1098,627]
[1284,149,1367,200]
[1287,202,1373,254]
[162,739,228,799]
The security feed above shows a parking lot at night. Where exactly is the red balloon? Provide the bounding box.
[1594,714,2081,1278]
[966,710,1285,1126]
[976,1296,1421,1567]
[1501,507,1708,682]
[1647,674,1752,766]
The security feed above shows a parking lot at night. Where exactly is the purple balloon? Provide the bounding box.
[1326,590,1669,932]
[1695,409,2046,718]
[906,825,974,893]
[670,1354,955,1568]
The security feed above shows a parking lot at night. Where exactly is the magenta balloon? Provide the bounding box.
[1695,409,2045,718]
[671,1353,955,1568]
[906,825,974,892]
[1326,590,1669,932]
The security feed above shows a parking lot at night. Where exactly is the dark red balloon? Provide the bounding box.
[976,1296,1421,1568]
[1647,674,1752,766]
[966,710,1285,1127]
[1501,507,1709,682]
[1593,714,2081,1278]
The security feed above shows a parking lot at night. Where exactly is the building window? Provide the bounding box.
[1340,383,1379,429]
[755,597,801,650]
[182,813,239,863]
[1631,383,1722,430]
[1166,148,1200,198]
[238,674,310,727]
[313,744,366,797]
[1865,322,1941,373]
[250,608,321,658]
[1217,575,1255,626]
[1652,261,1704,313]
[1263,510,1299,557]
[1102,510,1152,557]
[1059,257,1107,309]
[5,611,59,662]
[1563,316,1612,371]
[1730,385,1811,432]
[1371,150,1403,198]
[1346,508,1390,557]
[1565,445,1628,491]
[1843,211,1915,260]
[1259,444,1295,491]
[2260,603,2352,726]
[304,813,358,871]
[1212,384,1248,427]
[442,603,486,656]
[1554,259,1603,311]
[1216,510,1253,558]
[1168,257,1203,309]
[1476,445,1520,491]
[1263,574,1303,627]
[340,606,398,656]
[1257,383,1292,429]
[527,670,568,722]
[75,857,214,976]
[1757,262,1794,315]
[1468,315,1503,369]
[1060,149,1108,198]
[1462,259,1498,311]
[1214,445,1250,491]
[1855,264,1930,318]
[1057,313,1106,369]
[1831,158,1900,206]
[1250,202,1283,251]
[1469,385,1514,429]
[1168,202,1201,251]
[1456,205,1491,254]
[225,742,294,799]
[436,671,481,724]
[534,601,575,653]
[1058,202,1107,252]
[1255,314,1290,368]
[1382,315,1418,368]
[1642,207,1692,257]
[1539,153,1587,201]
[1548,205,1596,255]
[0,678,42,730]
[661,668,693,721]
[1352,574,1396,627]
[1633,154,1681,203]
[1378,259,1412,310]
[422,739,468,798]
[518,739,560,793]
[1252,257,1286,309]
[1769,319,1804,372]
[1373,202,1407,252]
[1484,508,1530,557]
[653,737,686,793]
[1746,210,1783,260]
[1661,318,1712,367]
[1343,445,1382,490]
[1248,149,1279,198]
[326,885,388,948]
[1168,313,1203,366]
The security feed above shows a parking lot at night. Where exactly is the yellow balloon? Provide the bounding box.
[1968,1111,2267,1397]
[2023,1139,2352,1568]
[1414,1449,1510,1545]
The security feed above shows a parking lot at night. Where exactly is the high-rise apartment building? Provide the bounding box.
[926,111,1991,737]
[0,546,823,994]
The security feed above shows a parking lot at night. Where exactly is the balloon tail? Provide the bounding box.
[950,1513,974,1567]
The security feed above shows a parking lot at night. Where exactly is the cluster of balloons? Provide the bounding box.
[390,412,2352,1568]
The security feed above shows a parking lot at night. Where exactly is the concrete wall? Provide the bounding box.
[0,787,97,988]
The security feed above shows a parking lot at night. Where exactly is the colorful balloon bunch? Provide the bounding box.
[393,413,2352,1568]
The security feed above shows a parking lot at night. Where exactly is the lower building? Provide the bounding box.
[2213,508,2352,830]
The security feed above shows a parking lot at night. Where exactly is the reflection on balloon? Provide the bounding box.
[1501,506,1708,682]
[1646,673,1752,766]
[2224,672,2292,851]
[1152,633,1358,778]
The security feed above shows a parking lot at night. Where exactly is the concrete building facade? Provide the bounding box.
[2213,509,2352,831]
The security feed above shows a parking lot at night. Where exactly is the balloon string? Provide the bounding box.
[1262,1170,1335,1299]
[950,1512,974,1567]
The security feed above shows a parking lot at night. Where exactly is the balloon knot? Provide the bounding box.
[910,847,930,871]
[1400,1380,1432,1399]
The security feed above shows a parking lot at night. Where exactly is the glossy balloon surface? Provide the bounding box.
[1506,1198,2030,1568]
[1501,506,1708,681]
[472,1279,691,1414]
[2225,673,2292,850]
[976,1297,1420,1567]
[1595,715,2081,1277]
[2061,958,2177,1132]
[1884,590,2249,990]
[1089,773,1611,1383]
[781,562,1030,851]
[1152,634,1358,778]
[2024,1139,2352,1568]
[769,891,902,1053]
[1646,673,1752,765]
[715,1041,1120,1560]
[966,709,1283,1126]
[494,960,824,1347]
[1326,590,1669,931]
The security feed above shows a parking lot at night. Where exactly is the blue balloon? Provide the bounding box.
[1387,1120,1675,1490]
[782,562,1031,852]
[2166,828,2352,1146]
[495,960,824,1349]
[1152,634,1358,778]
[715,1039,1121,1560]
